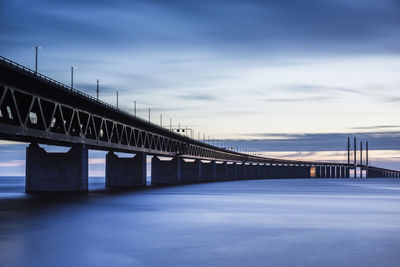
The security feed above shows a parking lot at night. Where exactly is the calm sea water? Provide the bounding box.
[1,177,400,267]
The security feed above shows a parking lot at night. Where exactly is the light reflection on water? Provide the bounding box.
[0,177,400,267]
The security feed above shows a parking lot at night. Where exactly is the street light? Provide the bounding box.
[116,91,119,109]
[96,79,99,100]
[33,46,41,73]
[70,66,75,88]
[148,108,151,122]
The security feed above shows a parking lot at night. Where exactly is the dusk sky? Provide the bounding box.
[1,0,400,175]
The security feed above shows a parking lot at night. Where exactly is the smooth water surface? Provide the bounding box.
[1,177,400,267]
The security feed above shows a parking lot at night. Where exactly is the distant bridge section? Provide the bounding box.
[0,56,399,192]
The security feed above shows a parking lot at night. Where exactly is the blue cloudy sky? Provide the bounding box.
[1,0,400,175]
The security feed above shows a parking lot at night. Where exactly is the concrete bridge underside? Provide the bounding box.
[23,143,400,192]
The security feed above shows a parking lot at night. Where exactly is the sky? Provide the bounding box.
[1,0,400,175]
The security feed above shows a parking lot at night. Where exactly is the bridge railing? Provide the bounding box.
[0,56,134,117]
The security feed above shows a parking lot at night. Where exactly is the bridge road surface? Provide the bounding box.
[1,177,400,267]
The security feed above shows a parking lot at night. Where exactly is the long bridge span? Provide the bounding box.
[0,56,399,192]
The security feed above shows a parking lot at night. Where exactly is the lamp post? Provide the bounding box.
[134,101,136,116]
[96,79,99,100]
[116,91,119,109]
[148,108,151,122]
[70,66,75,88]
[33,46,41,73]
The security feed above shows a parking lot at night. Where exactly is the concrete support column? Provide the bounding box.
[270,165,278,178]
[259,164,267,179]
[249,164,259,179]
[180,159,201,184]
[26,143,88,192]
[152,156,181,185]
[252,164,259,179]
[201,160,216,182]
[332,166,336,178]
[215,162,227,181]
[236,163,246,179]
[271,165,288,178]
[368,169,374,178]
[284,165,292,178]
[244,163,252,179]
[302,166,311,178]
[105,152,146,188]
[226,162,237,180]
[258,164,263,178]
[264,164,272,179]
[315,166,321,178]
[250,164,257,179]
[321,166,326,178]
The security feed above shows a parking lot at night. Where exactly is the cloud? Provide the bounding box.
[74,82,115,94]
[0,160,25,167]
[280,84,364,95]
[0,141,27,146]
[2,0,400,56]
[88,158,105,165]
[351,125,400,130]
[263,96,330,103]
[384,96,400,102]
[224,131,400,151]
[178,93,218,101]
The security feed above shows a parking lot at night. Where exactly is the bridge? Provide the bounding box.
[0,56,399,192]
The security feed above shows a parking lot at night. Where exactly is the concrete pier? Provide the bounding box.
[332,166,337,178]
[152,156,181,185]
[25,143,88,192]
[321,166,326,178]
[181,159,201,183]
[315,166,321,178]
[249,164,260,179]
[339,166,344,178]
[270,165,292,178]
[226,162,238,180]
[269,165,280,178]
[294,166,311,178]
[236,163,246,179]
[344,167,349,178]
[263,164,271,179]
[105,152,146,188]
[259,164,267,179]
[215,162,227,181]
[201,160,216,182]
